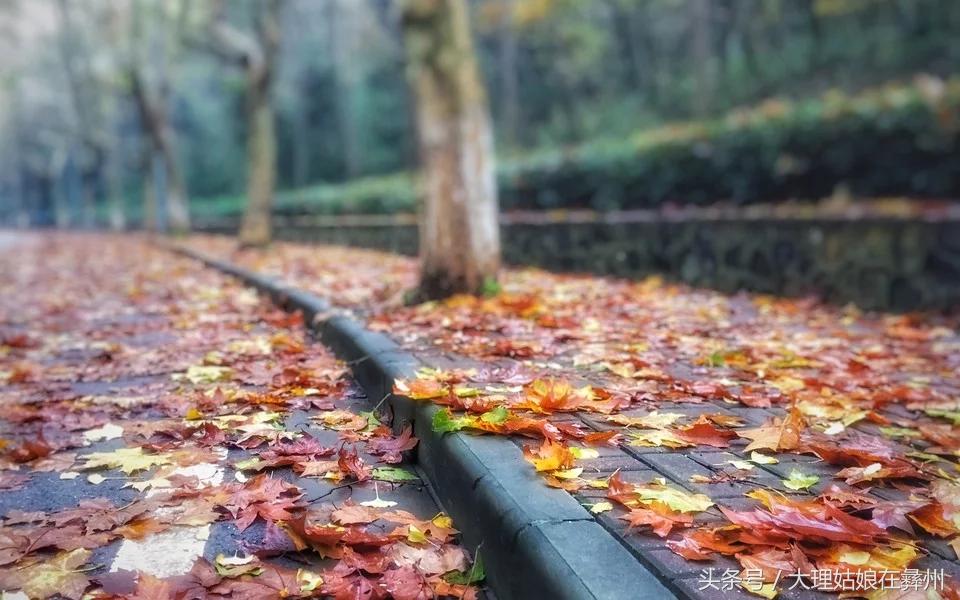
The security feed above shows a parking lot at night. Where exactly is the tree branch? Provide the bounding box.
[208,0,263,70]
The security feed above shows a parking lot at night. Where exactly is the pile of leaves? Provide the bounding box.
[0,235,481,599]
[189,235,960,598]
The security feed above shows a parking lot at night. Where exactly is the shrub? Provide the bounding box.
[196,77,960,219]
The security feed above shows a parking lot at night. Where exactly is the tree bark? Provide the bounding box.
[402,0,500,299]
[238,74,276,247]
[131,70,190,234]
[208,0,281,247]
[141,148,157,232]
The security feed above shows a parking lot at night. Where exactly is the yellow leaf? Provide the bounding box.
[750,451,778,465]
[81,447,174,475]
[590,501,614,514]
[569,447,599,459]
[608,411,683,429]
[637,484,713,513]
[432,514,454,530]
[407,525,428,544]
[768,376,805,393]
[176,365,231,385]
[551,467,584,480]
[628,429,691,449]
[837,550,870,565]
[297,569,324,592]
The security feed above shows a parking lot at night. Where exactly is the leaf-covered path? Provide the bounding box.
[186,235,960,600]
[0,234,481,599]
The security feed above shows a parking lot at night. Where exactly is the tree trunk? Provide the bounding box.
[142,149,157,232]
[107,156,125,231]
[159,130,190,234]
[131,70,191,234]
[402,0,500,299]
[238,74,276,247]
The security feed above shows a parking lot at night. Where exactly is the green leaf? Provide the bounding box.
[233,457,265,471]
[443,551,485,585]
[372,467,419,483]
[360,411,381,432]
[432,408,472,434]
[878,426,921,439]
[925,409,960,426]
[479,406,509,425]
[480,277,501,298]
[706,351,726,367]
[782,469,819,491]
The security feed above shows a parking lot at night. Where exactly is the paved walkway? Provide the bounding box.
[187,234,960,599]
[0,234,481,599]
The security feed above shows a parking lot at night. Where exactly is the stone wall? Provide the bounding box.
[202,216,960,311]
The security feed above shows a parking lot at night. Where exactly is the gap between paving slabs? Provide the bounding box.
[167,243,677,600]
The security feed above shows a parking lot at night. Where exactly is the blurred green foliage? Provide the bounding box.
[195,78,959,219]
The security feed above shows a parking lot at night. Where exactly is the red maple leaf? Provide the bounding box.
[366,426,418,464]
[338,445,372,482]
[225,475,304,531]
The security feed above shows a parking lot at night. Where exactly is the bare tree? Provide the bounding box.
[207,0,284,247]
[402,0,500,299]
[55,0,113,229]
[126,0,190,234]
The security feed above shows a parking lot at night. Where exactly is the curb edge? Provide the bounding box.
[166,243,677,600]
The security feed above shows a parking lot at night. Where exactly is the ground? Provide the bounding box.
[0,234,480,599]
[1,232,960,600]
[186,234,960,599]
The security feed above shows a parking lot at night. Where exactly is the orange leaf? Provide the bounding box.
[908,502,957,537]
[738,406,805,452]
[522,440,574,472]
[674,416,738,448]
[620,501,693,537]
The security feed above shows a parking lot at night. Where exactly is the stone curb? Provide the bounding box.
[166,243,677,600]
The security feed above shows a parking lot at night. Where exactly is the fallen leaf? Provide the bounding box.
[782,470,819,491]
[8,548,92,600]
[80,447,174,475]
